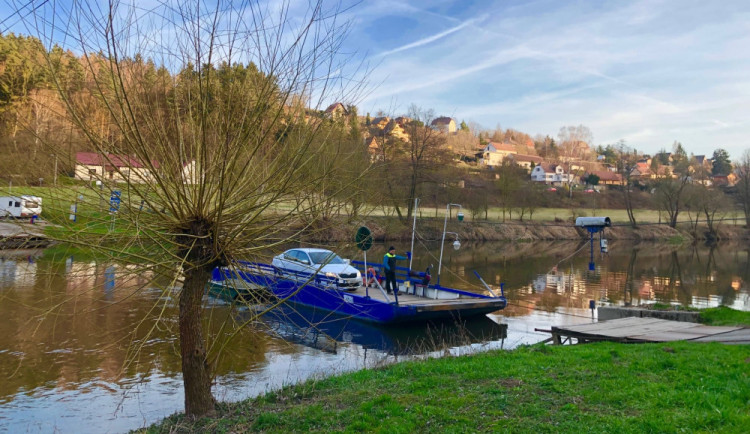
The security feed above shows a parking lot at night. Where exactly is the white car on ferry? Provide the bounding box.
[271,248,361,289]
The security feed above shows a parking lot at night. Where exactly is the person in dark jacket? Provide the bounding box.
[383,246,407,294]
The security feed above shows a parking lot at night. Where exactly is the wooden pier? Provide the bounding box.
[548,317,750,345]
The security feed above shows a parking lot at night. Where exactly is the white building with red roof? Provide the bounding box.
[75,152,157,183]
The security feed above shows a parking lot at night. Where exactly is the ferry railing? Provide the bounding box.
[351,261,506,303]
[351,261,429,297]
[218,261,345,291]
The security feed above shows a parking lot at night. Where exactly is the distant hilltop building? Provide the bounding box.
[370,116,391,129]
[431,117,456,133]
[324,102,348,119]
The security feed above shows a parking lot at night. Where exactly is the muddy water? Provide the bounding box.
[0,241,747,432]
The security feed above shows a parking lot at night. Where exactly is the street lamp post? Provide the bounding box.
[438,203,462,285]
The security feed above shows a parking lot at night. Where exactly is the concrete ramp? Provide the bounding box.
[0,221,51,249]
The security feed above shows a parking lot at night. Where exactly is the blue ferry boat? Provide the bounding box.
[209,252,507,324]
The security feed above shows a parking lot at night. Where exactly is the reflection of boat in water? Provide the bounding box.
[0,249,43,288]
[238,304,507,356]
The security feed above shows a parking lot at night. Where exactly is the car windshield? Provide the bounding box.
[308,251,345,265]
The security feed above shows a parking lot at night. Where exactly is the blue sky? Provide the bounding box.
[339,0,750,158]
[2,0,749,158]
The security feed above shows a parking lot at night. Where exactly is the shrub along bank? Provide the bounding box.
[146,340,749,433]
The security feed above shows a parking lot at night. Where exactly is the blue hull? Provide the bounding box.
[211,262,507,324]
[245,303,508,355]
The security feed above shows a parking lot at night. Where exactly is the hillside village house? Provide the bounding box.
[531,163,574,185]
[324,102,348,120]
[629,162,674,181]
[370,116,391,129]
[506,153,544,171]
[481,142,517,166]
[711,173,737,187]
[75,152,156,183]
[363,136,382,161]
[586,170,624,187]
[430,117,456,133]
[384,119,410,141]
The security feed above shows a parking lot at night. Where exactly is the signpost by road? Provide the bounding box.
[109,190,121,213]
[109,190,121,232]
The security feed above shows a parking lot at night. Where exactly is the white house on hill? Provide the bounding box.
[531,163,573,184]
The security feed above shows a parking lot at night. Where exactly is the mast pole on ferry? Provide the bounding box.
[409,197,419,270]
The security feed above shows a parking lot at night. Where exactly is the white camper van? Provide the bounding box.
[0,195,43,218]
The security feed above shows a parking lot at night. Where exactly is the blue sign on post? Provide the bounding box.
[109,190,121,213]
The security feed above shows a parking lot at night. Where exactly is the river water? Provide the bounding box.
[0,241,747,432]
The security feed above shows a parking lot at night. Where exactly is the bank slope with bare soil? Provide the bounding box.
[300,217,749,243]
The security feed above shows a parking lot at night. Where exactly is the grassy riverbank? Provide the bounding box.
[642,305,750,327]
[700,306,750,326]
[3,186,748,242]
[146,340,750,433]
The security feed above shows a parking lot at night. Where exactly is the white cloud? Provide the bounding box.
[373,15,486,58]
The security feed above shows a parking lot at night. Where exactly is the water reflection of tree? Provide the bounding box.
[623,248,638,306]
[706,245,738,307]
[668,251,692,306]
[0,254,273,402]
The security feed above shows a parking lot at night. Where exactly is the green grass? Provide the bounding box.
[648,302,699,312]
[145,341,750,433]
[7,186,741,228]
[699,306,750,326]
[638,305,749,327]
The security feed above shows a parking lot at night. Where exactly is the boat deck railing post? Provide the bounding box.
[372,278,391,303]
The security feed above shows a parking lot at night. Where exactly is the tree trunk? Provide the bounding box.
[621,180,637,228]
[179,264,216,418]
[405,172,417,223]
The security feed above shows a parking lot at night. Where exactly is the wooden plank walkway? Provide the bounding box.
[550,317,750,345]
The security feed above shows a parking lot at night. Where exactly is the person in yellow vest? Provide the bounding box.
[383,246,407,294]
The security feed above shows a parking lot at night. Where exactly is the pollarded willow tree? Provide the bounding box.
[23,0,367,418]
